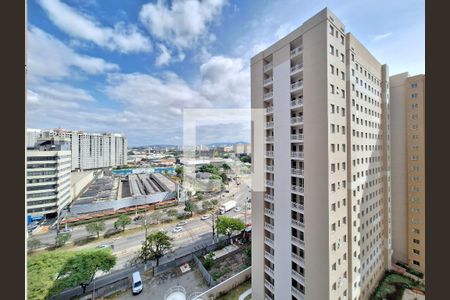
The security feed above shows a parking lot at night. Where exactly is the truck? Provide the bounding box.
[219,200,237,214]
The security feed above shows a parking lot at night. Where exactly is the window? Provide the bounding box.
[413,249,420,255]
[342,89,345,98]
[331,104,335,113]
[331,144,336,152]
[413,260,420,266]
[330,64,335,74]
[330,25,335,35]
[331,84,335,94]
[411,93,418,99]
[351,54,354,61]
[341,71,345,80]
[330,45,335,55]
[331,183,336,192]
[331,164,336,173]
[341,53,344,62]
[341,35,344,45]
[413,239,420,244]
[411,83,418,88]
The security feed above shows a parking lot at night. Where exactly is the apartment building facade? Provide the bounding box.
[29,128,128,171]
[390,73,425,274]
[251,8,392,300]
[26,137,72,218]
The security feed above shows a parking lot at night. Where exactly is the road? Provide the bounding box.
[31,176,252,273]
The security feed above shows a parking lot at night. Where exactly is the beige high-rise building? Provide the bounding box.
[390,73,425,274]
[251,8,392,300]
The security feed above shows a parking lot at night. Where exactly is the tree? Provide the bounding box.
[55,233,71,248]
[202,200,213,211]
[27,238,41,252]
[184,200,198,217]
[222,163,231,172]
[216,216,245,240]
[86,221,105,239]
[175,165,184,177]
[239,155,251,163]
[138,231,173,267]
[220,172,228,184]
[51,249,116,295]
[196,191,204,200]
[203,252,215,270]
[114,214,131,232]
[150,210,163,224]
[167,209,178,218]
[211,199,219,206]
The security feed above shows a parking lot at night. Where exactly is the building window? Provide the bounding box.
[413,249,420,255]
[411,83,418,88]
[330,64,335,74]
[330,45,335,55]
[341,35,344,45]
[413,260,420,266]
[351,54,354,61]
[330,25,335,35]
[341,53,344,62]
[413,239,420,244]
[411,93,418,99]
[331,84,335,94]
[331,104,335,113]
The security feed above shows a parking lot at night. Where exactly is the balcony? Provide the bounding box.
[264,207,274,217]
[291,269,305,285]
[265,136,274,143]
[265,194,274,203]
[292,236,305,248]
[265,121,274,129]
[290,46,303,57]
[290,116,304,125]
[291,219,305,230]
[291,133,304,142]
[265,151,274,157]
[291,81,303,91]
[263,63,273,72]
[265,106,274,114]
[291,168,304,177]
[264,236,274,247]
[291,201,304,211]
[291,286,305,300]
[266,165,274,172]
[264,77,273,86]
[265,265,275,277]
[264,250,274,262]
[265,180,274,187]
[291,252,305,265]
[290,152,304,159]
[264,91,273,101]
[291,98,304,108]
[264,222,274,232]
[290,64,304,74]
[291,185,304,194]
[264,279,275,293]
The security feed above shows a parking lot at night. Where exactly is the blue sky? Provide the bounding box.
[27,0,425,146]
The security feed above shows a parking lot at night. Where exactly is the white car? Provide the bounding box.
[173,226,183,233]
[234,207,242,212]
[176,221,188,227]
[200,215,210,220]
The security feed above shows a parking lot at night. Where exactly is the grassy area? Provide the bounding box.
[216,279,251,300]
[371,271,425,300]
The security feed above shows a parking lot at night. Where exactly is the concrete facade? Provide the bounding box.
[390,73,425,274]
[251,8,392,300]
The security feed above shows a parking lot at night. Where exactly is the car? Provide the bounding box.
[176,221,188,227]
[200,215,210,220]
[234,207,242,212]
[96,244,114,250]
[173,226,183,233]
[132,272,143,295]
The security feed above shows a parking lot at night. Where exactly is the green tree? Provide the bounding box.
[202,200,212,211]
[211,199,219,206]
[114,214,131,232]
[220,172,228,184]
[198,164,220,175]
[175,165,184,177]
[55,233,71,248]
[196,191,204,200]
[150,210,163,224]
[27,238,41,252]
[216,216,245,240]
[239,155,251,163]
[167,209,178,218]
[51,249,116,295]
[184,200,198,217]
[85,221,105,239]
[222,163,231,172]
[138,231,173,267]
[203,252,215,270]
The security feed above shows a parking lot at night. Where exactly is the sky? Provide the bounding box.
[26,0,425,146]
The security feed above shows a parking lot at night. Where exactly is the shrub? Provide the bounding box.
[104,228,121,238]
[203,252,215,270]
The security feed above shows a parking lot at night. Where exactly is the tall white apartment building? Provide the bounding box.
[26,137,72,218]
[251,8,392,300]
[34,128,128,171]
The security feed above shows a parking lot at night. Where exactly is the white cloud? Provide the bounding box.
[275,23,296,39]
[139,0,227,49]
[37,0,152,53]
[27,26,119,81]
[155,44,171,66]
[199,56,250,108]
[372,32,392,42]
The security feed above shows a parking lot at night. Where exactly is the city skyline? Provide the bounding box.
[27,0,424,146]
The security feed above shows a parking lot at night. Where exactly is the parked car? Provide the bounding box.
[132,272,143,295]
[176,221,188,227]
[234,207,242,212]
[96,244,114,250]
[200,215,210,221]
[173,226,183,233]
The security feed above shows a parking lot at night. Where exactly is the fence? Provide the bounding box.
[193,254,216,287]
[194,266,251,299]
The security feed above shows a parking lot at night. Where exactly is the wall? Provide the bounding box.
[195,267,251,300]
